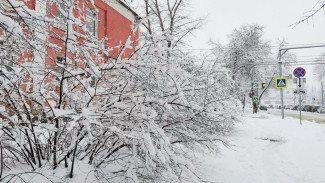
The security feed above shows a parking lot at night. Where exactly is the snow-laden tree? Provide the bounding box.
[0,0,239,182]
[314,53,325,81]
[124,0,202,51]
[222,24,271,108]
[208,26,297,112]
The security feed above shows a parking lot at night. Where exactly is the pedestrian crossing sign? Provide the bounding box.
[275,77,288,89]
[252,96,259,103]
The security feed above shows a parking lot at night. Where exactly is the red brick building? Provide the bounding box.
[0,0,139,113]
[0,0,139,61]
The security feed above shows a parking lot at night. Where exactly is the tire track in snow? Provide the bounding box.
[261,138,291,183]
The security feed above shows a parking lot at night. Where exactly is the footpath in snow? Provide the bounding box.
[200,110,325,183]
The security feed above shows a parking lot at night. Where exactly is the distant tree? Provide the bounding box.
[124,0,202,51]
[223,24,272,110]
[314,53,325,81]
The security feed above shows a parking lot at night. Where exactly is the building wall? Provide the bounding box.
[95,0,139,58]
[0,0,139,111]
[0,0,139,58]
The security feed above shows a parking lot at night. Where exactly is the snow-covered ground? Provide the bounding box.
[200,110,325,183]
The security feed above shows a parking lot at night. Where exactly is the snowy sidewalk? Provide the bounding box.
[200,111,325,183]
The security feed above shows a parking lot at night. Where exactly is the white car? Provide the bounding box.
[317,106,325,113]
[285,105,292,110]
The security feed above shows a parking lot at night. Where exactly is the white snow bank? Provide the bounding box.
[199,111,325,183]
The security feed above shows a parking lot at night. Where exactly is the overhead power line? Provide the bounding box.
[180,43,325,51]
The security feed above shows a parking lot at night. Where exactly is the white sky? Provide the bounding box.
[189,0,325,50]
[188,0,325,95]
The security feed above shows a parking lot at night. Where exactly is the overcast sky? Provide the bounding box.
[189,0,325,51]
[188,0,325,93]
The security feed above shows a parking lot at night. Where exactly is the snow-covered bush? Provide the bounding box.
[0,0,240,182]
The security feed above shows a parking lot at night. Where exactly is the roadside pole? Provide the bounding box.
[277,44,325,120]
[321,81,324,106]
[299,78,302,125]
[278,51,285,119]
[293,67,306,125]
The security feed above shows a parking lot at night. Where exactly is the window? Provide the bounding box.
[57,1,68,24]
[86,8,96,36]
[85,64,96,87]
[57,56,64,64]
[89,76,96,87]
[0,39,16,72]
[56,56,65,73]
[31,102,44,118]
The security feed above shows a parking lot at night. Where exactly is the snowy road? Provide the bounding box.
[199,111,325,183]
[267,109,325,124]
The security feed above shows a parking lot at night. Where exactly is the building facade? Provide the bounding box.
[0,0,139,114]
[0,0,139,60]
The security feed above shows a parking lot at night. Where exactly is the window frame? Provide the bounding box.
[85,8,98,37]
[56,55,65,73]
[0,38,17,72]
[57,1,68,24]
[85,63,97,88]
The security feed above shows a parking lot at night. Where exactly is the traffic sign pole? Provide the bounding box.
[278,55,285,119]
[278,44,325,120]
[293,67,306,125]
[299,78,302,125]
[321,81,324,106]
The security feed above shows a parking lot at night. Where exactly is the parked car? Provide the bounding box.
[291,105,298,110]
[312,106,320,113]
[285,105,292,110]
[268,105,274,109]
[303,105,313,112]
[318,106,325,113]
[308,106,314,112]
[260,106,268,111]
[319,108,325,114]
[301,105,305,111]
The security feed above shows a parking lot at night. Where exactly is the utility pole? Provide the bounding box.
[251,80,259,114]
[278,50,285,119]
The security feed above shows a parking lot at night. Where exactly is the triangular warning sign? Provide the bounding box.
[278,79,285,87]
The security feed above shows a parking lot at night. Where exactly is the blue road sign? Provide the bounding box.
[275,77,287,89]
[252,96,259,103]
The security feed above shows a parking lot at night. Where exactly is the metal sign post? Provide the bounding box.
[293,67,306,125]
[299,78,302,125]
[321,81,324,106]
[277,44,325,119]
[278,59,285,119]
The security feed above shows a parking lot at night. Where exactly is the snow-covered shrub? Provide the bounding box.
[0,0,240,182]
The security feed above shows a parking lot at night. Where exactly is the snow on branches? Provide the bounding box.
[0,0,239,182]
